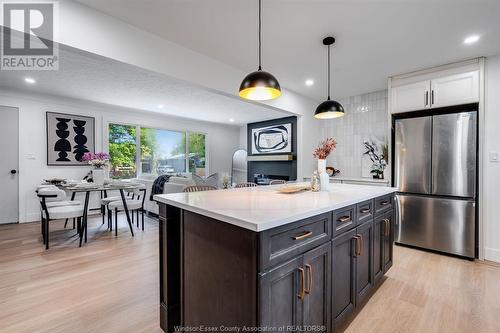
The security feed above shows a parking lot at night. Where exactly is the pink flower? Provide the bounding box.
[313,138,337,159]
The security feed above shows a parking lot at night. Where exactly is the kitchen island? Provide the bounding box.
[154,183,398,332]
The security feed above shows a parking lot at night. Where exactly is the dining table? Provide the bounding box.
[62,182,141,246]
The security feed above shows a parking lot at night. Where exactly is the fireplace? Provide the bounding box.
[254,174,290,185]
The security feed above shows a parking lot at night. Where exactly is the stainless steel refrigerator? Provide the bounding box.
[394,110,477,258]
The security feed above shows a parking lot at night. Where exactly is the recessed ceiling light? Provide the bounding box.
[24,77,36,84]
[305,79,314,86]
[464,35,480,45]
[157,104,164,109]
[229,118,235,123]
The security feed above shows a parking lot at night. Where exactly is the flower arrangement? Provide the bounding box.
[363,140,388,179]
[82,152,110,169]
[313,137,338,160]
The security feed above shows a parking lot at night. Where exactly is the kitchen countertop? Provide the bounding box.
[154,183,398,232]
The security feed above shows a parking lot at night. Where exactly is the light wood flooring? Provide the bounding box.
[1,216,500,333]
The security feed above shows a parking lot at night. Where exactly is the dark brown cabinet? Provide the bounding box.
[157,194,395,333]
[354,220,374,306]
[374,211,394,284]
[332,229,356,329]
[260,242,331,332]
[259,257,303,328]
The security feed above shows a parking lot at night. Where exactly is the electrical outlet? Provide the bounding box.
[26,153,36,160]
[490,151,500,163]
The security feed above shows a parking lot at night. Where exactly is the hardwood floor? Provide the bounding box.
[0,215,162,333]
[345,246,500,333]
[1,217,500,333]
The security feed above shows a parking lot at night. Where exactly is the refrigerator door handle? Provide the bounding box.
[394,195,402,242]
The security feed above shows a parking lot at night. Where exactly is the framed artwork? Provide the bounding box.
[46,112,95,166]
[251,123,292,155]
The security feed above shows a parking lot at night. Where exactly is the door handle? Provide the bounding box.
[380,200,390,206]
[431,90,435,105]
[10,169,17,174]
[353,235,361,256]
[305,264,312,294]
[425,91,429,106]
[360,208,370,214]
[297,268,305,299]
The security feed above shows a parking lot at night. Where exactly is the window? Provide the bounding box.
[108,124,137,179]
[188,132,206,176]
[108,123,207,179]
[140,127,186,175]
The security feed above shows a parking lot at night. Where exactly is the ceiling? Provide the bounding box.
[77,0,500,100]
[0,46,289,125]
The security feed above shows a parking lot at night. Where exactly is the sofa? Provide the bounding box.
[135,174,195,215]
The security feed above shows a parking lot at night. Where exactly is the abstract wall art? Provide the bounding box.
[46,112,95,166]
[251,122,292,155]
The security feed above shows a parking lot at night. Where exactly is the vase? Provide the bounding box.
[93,168,105,186]
[317,159,330,191]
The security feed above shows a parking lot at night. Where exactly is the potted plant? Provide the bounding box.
[363,141,387,179]
[82,152,110,186]
[313,138,337,191]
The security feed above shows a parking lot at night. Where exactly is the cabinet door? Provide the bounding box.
[383,212,394,273]
[373,216,385,284]
[391,80,430,113]
[332,229,356,329]
[430,71,479,108]
[259,257,303,328]
[355,220,374,306]
[303,242,331,332]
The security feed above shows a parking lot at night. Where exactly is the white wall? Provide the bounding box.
[484,55,500,262]
[0,89,240,223]
[320,90,388,178]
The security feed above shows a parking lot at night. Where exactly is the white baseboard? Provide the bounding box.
[485,247,500,263]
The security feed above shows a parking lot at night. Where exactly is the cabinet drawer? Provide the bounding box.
[374,195,393,215]
[259,213,331,271]
[333,205,356,236]
[357,200,374,223]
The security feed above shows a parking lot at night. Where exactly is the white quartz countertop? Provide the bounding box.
[154,184,397,232]
[154,183,398,232]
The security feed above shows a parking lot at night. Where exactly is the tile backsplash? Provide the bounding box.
[320,90,388,178]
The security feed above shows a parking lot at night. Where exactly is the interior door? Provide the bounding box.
[394,116,432,194]
[0,106,19,224]
[431,111,477,198]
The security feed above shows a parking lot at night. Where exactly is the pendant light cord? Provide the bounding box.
[258,0,262,71]
[327,44,331,100]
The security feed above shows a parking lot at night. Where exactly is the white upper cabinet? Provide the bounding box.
[430,71,479,108]
[389,60,481,114]
[391,80,431,113]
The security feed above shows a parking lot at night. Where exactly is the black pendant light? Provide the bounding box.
[314,37,344,119]
[239,0,281,101]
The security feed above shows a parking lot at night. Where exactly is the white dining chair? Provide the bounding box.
[107,188,147,236]
[37,187,87,249]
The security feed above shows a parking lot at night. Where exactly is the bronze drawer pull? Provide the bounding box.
[360,208,371,214]
[305,264,312,294]
[353,235,361,256]
[292,231,313,241]
[384,219,390,237]
[337,215,352,223]
[380,200,390,206]
[298,268,305,299]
